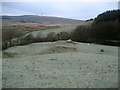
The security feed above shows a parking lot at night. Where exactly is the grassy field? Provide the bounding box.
[2,23,81,43]
[2,21,118,88]
[2,40,118,88]
[2,24,61,40]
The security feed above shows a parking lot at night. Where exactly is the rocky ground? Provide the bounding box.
[2,40,118,88]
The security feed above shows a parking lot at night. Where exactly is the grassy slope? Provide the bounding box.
[24,22,88,38]
[29,24,79,37]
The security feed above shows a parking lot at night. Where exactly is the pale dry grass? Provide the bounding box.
[2,41,118,88]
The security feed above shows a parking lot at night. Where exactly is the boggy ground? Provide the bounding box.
[2,40,118,88]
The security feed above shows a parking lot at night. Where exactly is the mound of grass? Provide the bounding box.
[2,51,18,58]
[40,45,77,55]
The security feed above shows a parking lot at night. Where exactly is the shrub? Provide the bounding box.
[71,25,90,42]
[46,32,58,42]
[57,31,71,40]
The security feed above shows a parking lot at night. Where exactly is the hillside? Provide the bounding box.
[2,15,83,25]
[73,10,120,46]
[94,10,120,23]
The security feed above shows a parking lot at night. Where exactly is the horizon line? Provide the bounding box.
[1,14,90,20]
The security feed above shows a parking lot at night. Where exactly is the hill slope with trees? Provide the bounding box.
[72,9,120,46]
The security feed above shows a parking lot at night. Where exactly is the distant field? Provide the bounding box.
[2,23,64,34]
[2,23,74,41]
[2,23,78,34]
[2,23,72,27]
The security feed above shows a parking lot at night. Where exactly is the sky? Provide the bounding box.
[1,1,119,20]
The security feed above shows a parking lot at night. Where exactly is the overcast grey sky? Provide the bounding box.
[2,2,118,20]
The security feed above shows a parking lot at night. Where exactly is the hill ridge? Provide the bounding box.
[2,15,83,25]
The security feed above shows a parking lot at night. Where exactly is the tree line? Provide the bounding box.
[72,9,120,46]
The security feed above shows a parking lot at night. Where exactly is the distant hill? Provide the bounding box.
[2,15,83,25]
